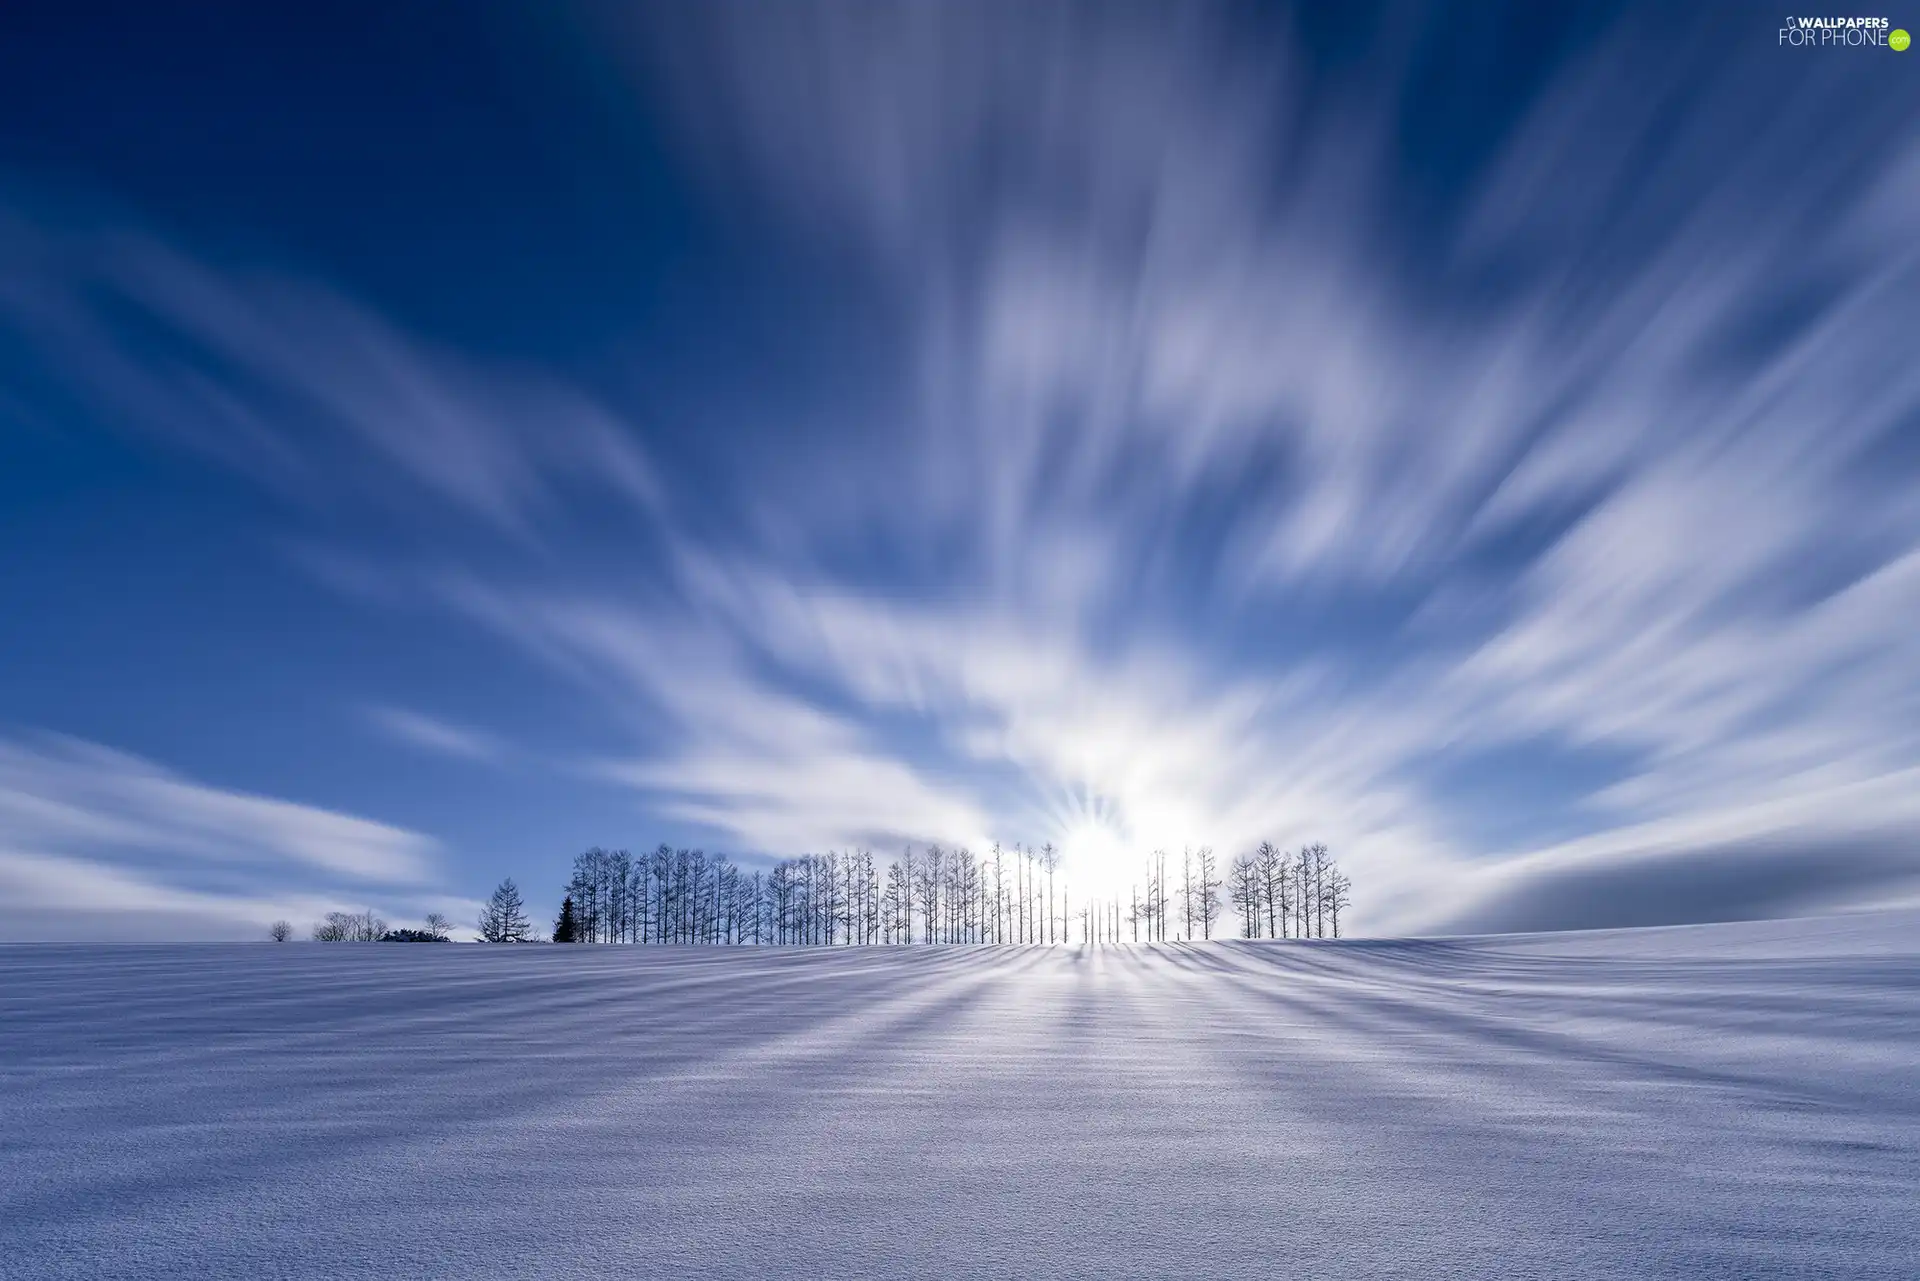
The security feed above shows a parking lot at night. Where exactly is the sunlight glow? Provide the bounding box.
[1059,818,1132,900]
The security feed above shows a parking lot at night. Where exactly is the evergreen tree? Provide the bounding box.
[553,894,580,943]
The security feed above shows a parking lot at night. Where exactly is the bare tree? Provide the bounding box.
[268,920,293,943]
[897,847,918,944]
[479,878,532,943]
[609,847,630,941]
[1181,847,1194,941]
[1255,842,1282,939]
[313,910,386,942]
[1041,843,1059,944]
[1306,842,1330,938]
[423,912,452,941]
[916,845,942,945]
[472,834,1348,952]
[1327,864,1352,938]
[1295,844,1314,938]
[1144,851,1167,942]
[1229,853,1259,938]
[1196,847,1223,940]
[1015,844,1026,942]
[883,857,907,943]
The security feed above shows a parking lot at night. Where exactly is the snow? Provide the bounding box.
[3,914,1917,1278]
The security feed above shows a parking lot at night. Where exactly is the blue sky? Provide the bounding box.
[2,1,1917,939]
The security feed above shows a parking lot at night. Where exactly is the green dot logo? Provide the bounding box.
[1893,29,1912,51]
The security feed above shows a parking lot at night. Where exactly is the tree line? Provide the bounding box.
[460,841,1350,945]
[281,910,454,943]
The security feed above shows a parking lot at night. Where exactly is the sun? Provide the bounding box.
[1059,819,1132,899]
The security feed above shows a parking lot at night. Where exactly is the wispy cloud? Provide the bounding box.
[0,736,444,939]
[574,1,1920,929]
[0,211,662,539]
[363,706,507,765]
[3,2,1916,936]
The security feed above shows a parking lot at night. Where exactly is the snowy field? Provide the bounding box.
[3,915,1917,1279]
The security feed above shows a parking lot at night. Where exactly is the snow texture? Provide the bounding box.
[3,913,1917,1279]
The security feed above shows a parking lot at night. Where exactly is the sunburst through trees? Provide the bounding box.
[499,840,1351,945]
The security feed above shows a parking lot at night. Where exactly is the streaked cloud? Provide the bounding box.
[0,211,662,538]
[363,706,508,765]
[2,1,1916,936]
[588,1,1920,929]
[0,736,443,938]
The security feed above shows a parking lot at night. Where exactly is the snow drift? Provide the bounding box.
[3,913,1916,1278]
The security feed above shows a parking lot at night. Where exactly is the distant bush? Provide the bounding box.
[379,928,450,943]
